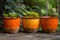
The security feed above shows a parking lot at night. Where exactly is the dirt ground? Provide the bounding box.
[0,31,60,40]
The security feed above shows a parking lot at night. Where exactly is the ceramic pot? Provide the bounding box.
[3,17,20,34]
[22,17,40,33]
[41,16,58,33]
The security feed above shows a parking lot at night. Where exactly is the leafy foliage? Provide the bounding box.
[23,0,57,8]
[1,0,28,17]
[41,8,59,17]
[1,0,39,18]
[23,0,58,17]
[23,11,39,18]
[0,0,59,17]
[3,12,19,18]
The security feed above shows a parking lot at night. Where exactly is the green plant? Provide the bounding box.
[24,0,57,8]
[3,12,19,18]
[40,0,59,17]
[23,0,58,17]
[3,0,39,18]
[23,11,39,18]
[0,0,26,18]
[41,8,59,17]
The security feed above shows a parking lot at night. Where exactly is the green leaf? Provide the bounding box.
[9,12,18,17]
[3,14,8,17]
[23,11,39,17]
[41,9,47,15]
[47,3,52,10]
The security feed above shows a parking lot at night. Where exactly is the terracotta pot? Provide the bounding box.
[3,17,20,34]
[22,17,40,33]
[41,16,58,33]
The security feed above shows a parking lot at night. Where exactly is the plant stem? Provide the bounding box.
[46,0,49,16]
[57,0,59,13]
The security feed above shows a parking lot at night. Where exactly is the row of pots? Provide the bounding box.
[3,16,58,33]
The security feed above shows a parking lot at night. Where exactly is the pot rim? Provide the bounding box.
[40,16,58,19]
[22,17,40,19]
[3,17,20,19]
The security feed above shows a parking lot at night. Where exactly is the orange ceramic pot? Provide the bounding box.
[3,17,20,34]
[22,17,40,33]
[41,16,58,33]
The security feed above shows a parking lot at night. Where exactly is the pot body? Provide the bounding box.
[3,17,20,34]
[22,18,40,33]
[41,16,58,33]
